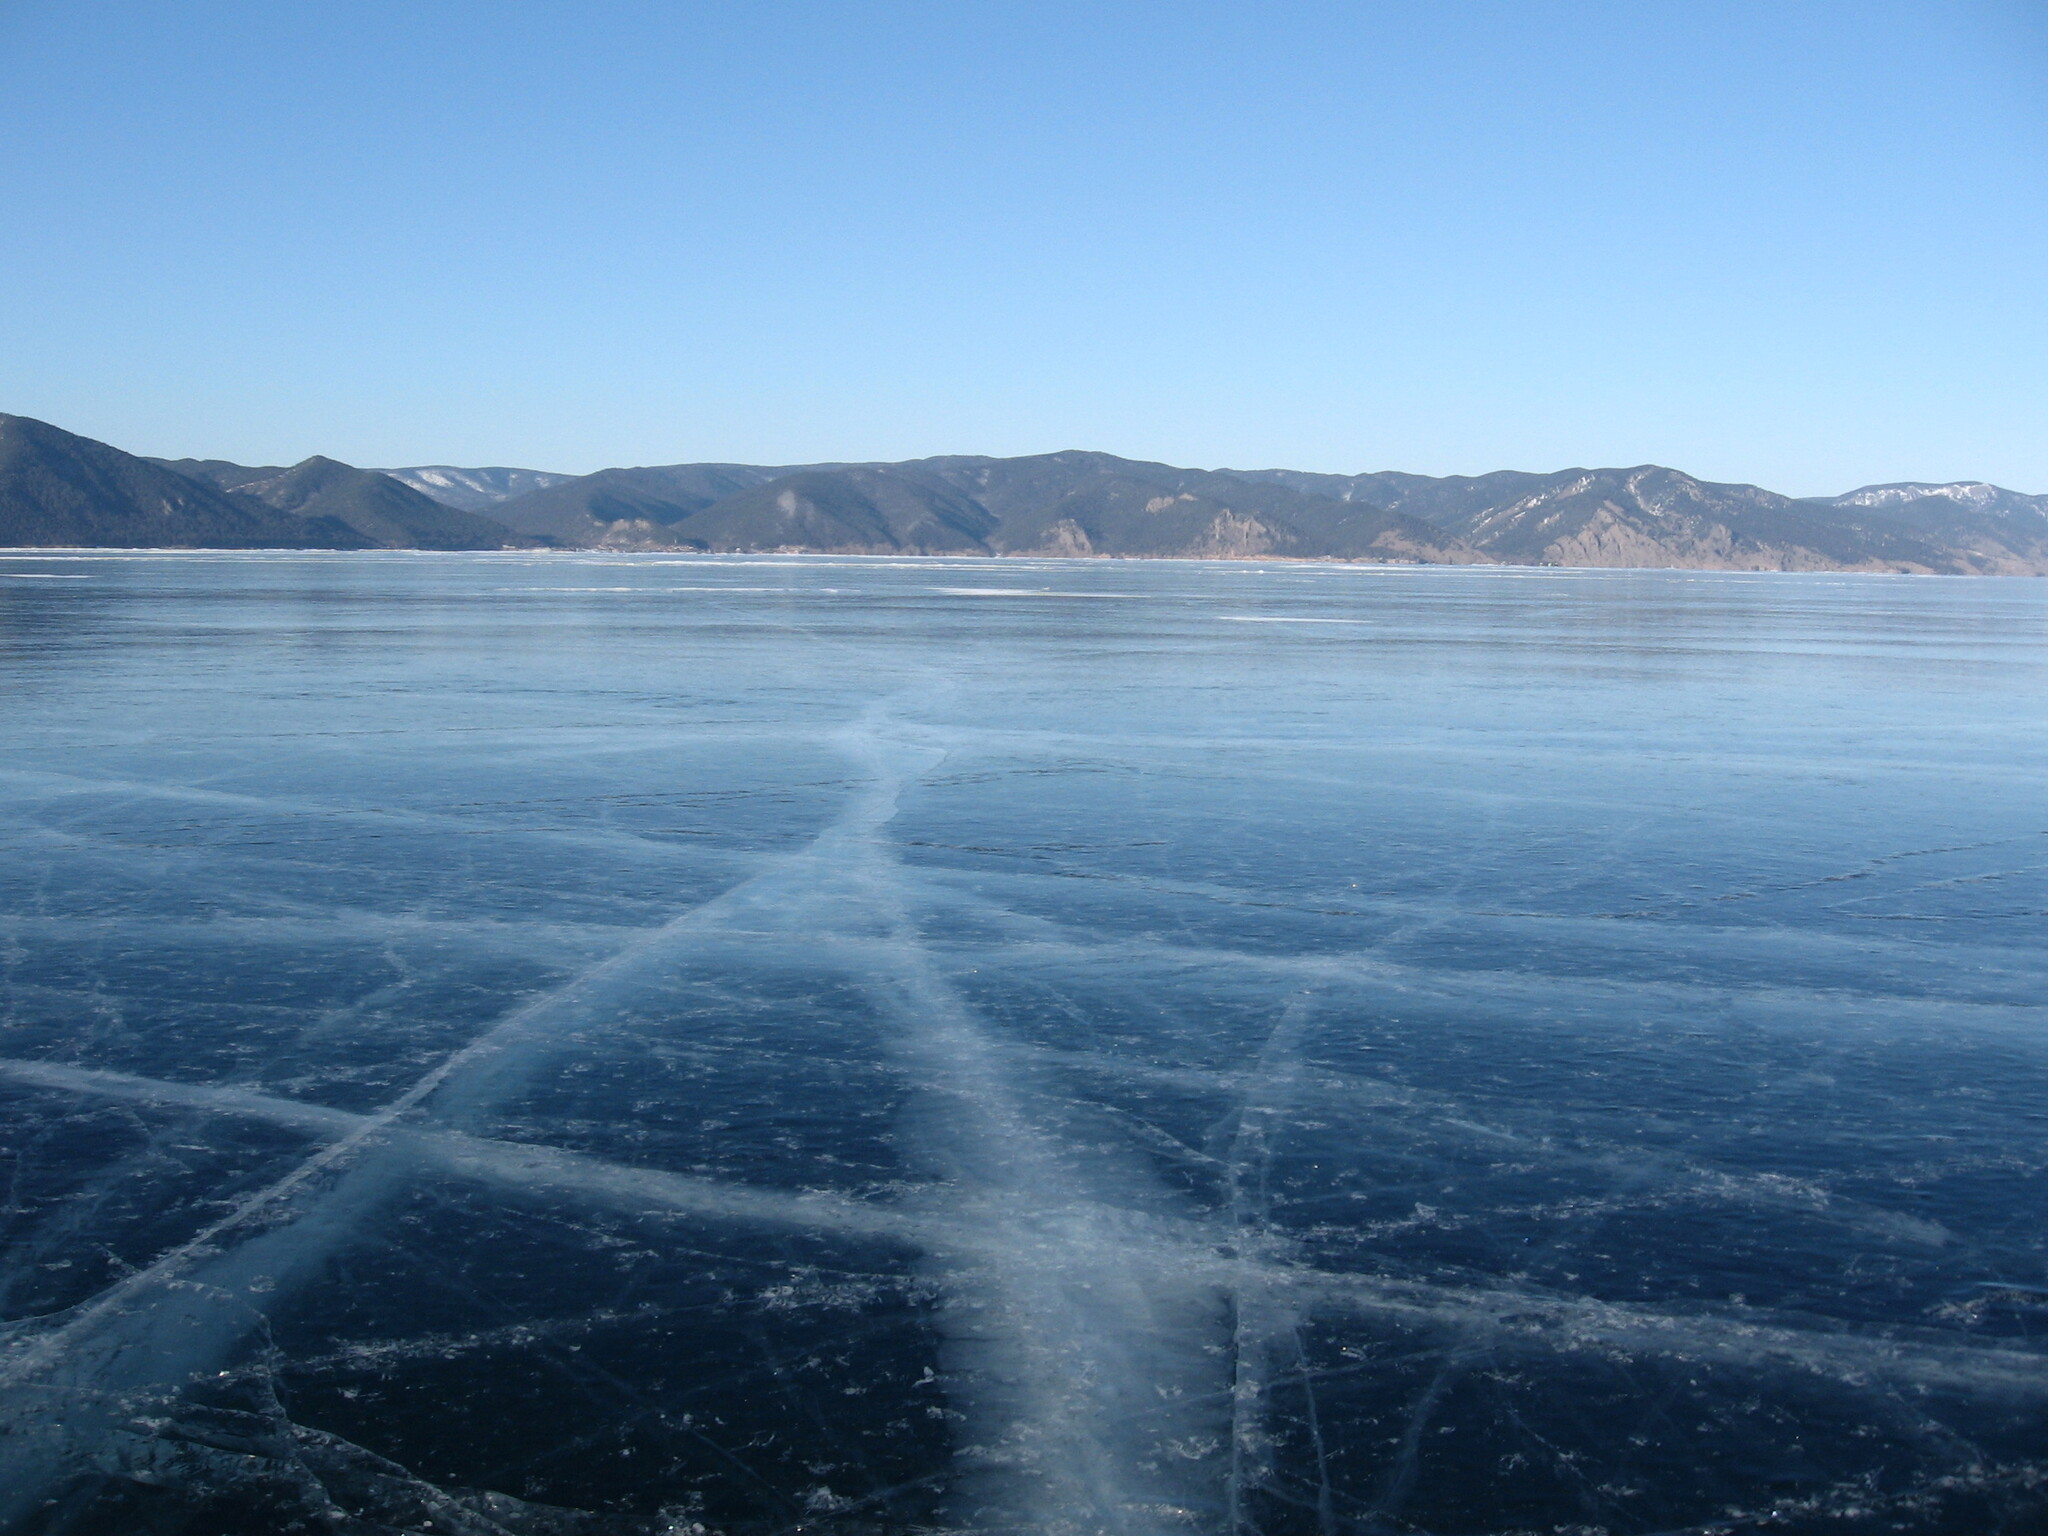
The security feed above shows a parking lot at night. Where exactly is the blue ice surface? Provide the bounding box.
[0,550,2044,1536]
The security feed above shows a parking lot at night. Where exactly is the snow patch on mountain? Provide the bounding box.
[377,465,574,511]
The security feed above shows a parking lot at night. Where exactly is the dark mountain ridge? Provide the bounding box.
[656,467,999,554]
[1,416,366,549]
[4,413,2042,571]
[484,463,801,546]
[169,455,524,550]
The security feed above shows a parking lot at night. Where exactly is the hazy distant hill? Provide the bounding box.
[375,465,574,512]
[1828,481,2048,520]
[242,446,2048,570]
[174,457,524,550]
[1232,464,1995,573]
[1808,483,2048,575]
[489,463,995,552]
[488,450,1481,562]
[907,451,1479,561]
[486,464,797,546]
[664,468,998,553]
[10,411,2047,570]
[1,417,367,549]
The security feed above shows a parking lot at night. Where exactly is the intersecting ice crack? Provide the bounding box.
[820,712,1238,1534]
[6,695,2048,1535]
[0,698,931,1528]
[0,695,1231,1533]
[1220,998,1325,1536]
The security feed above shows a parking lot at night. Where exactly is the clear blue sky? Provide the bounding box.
[2,1,2043,493]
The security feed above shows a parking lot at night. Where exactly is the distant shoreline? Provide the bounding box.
[0,547,2026,577]
[10,416,2047,576]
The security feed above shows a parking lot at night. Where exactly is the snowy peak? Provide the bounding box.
[1836,482,2003,508]
[374,465,574,512]
[1826,481,2048,521]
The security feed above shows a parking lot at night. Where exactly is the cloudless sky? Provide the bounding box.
[1,1,2043,492]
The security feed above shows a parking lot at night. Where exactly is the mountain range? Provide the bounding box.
[161,455,531,551]
[3,412,2044,573]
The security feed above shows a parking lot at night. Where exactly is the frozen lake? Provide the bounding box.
[2,551,2046,1536]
